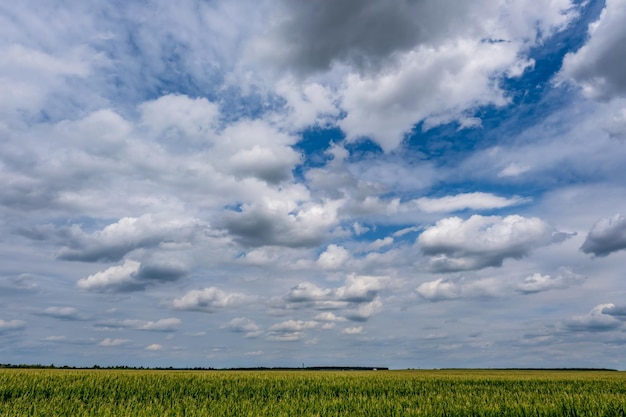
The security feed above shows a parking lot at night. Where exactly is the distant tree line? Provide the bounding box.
[0,364,390,371]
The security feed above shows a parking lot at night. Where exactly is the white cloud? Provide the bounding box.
[99,338,130,347]
[313,312,347,322]
[410,193,528,213]
[77,260,141,292]
[339,40,515,151]
[58,213,206,263]
[581,214,626,257]
[418,215,560,272]
[171,287,249,313]
[266,320,318,342]
[366,237,394,252]
[0,319,26,332]
[285,282,333,303]
[342,326,364,335]
[43,336,67,342]
[335,274,387,303]
[139,94,220,145]
[416,277,504,302]
[282,275,388,321]
[317,244,351,270]
[269,320,318,333]
[273,79,339,130]
[416,278,463,301]
[498,163,531,178]
[1,0,623,370]
[137,318,182,332]
[145,344,163,351]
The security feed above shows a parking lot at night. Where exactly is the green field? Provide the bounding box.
[1,369,625,416]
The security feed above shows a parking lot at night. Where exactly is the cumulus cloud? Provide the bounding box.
[317,244,351,270]
[416,277,503,302]
[335,275,387,303]
[344,297,383,322]
[77,260,188,293]
[418,215,561,272]
[581,214,626,257]
[282,275,388,321]
[77,260,141,292]
[416,278,463,301]
[57,213,206,263]
[223,317,262,338]
[342,326,364,335]
[171,287,249,313]
[564,303,622,332]
[559,0,626,100]
[266,320,318,342]
[338,40,516,151]
[246,0,578,151]
[516,269,586,294]
[284,282,332,303]
[221,198,342,248]
[284,274,389,312]
[418,267,586,302]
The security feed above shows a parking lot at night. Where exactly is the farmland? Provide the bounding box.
[1,369,625,416]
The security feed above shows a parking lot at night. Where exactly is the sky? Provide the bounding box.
[1,0,626,370]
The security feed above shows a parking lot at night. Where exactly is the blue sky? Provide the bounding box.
[2,0,626,369]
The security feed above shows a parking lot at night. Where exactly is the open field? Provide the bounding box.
[1,369,625,416]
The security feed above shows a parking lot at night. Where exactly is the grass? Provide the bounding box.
[1,369,625,416]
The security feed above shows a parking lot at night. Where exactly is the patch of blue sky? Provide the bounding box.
[292,126,343,182]
[406,3,601,161]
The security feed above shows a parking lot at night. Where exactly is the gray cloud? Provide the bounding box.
[563,303,623,332]
[223,317,262,338]
[581,214,626,257]
[251,0,506,76]
[220,200,340,248]
[601,304,626,319]
[559,0,626,100]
